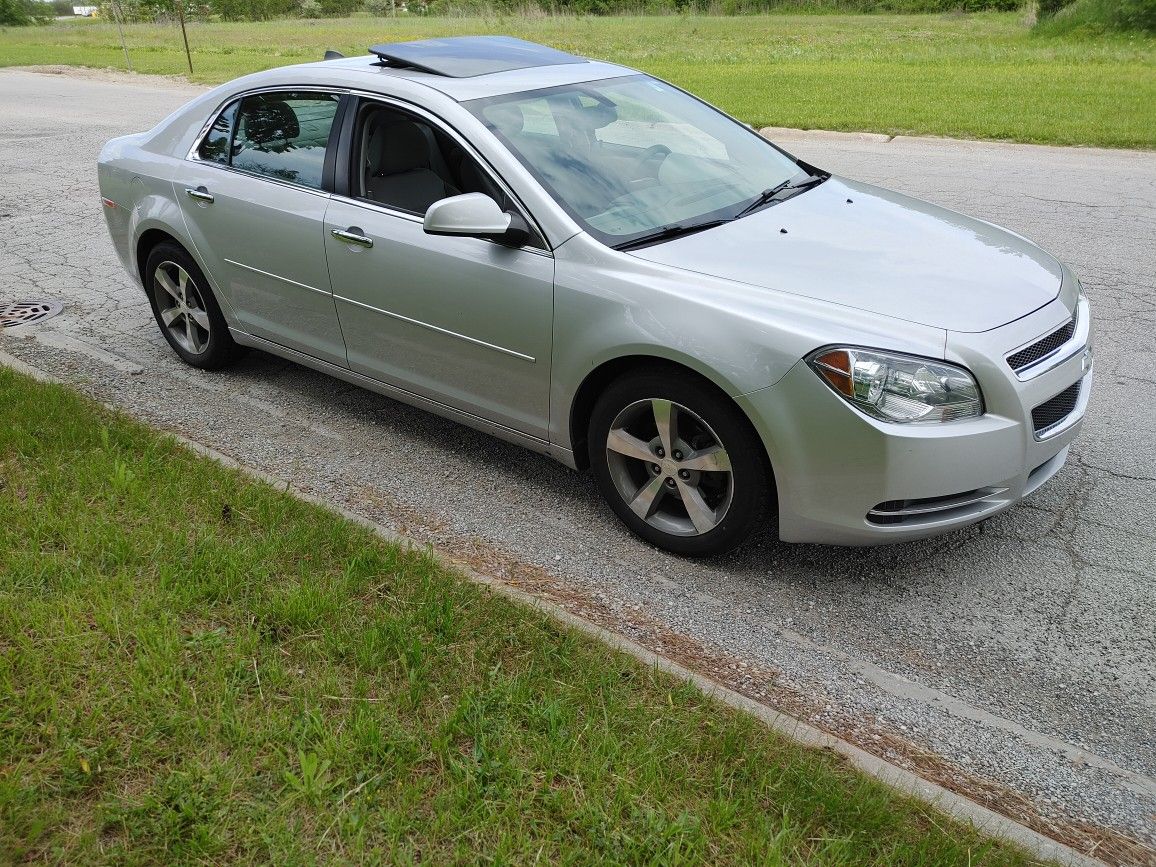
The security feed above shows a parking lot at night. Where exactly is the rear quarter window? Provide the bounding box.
[197,100,236,165]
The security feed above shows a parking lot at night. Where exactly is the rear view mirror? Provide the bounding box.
[423,193,529,247]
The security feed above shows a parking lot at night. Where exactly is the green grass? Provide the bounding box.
[0,366,1043,864]
[2,12,1154,147]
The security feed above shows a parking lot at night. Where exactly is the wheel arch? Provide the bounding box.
[133,219,233,322]
[135,227,183,287]
[567,354,775,499]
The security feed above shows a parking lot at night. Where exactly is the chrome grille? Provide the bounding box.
[1007,316,1076,374]
[1032,381,1081,436]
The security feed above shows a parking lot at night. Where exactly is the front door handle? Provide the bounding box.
[185,186,214,204]
[331,227,373,249]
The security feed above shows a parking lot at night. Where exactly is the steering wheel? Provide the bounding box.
[634,144,672,180]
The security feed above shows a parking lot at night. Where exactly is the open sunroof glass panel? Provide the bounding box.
[368,36,587,78]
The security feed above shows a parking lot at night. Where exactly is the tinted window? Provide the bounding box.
[230,92,340,190]
[198,100,236,165]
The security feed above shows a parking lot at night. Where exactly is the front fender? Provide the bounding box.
[549,231,946,454]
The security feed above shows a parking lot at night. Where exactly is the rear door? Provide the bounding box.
[177,89,348,367]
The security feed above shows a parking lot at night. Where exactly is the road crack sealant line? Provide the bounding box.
[0,346,1111,867]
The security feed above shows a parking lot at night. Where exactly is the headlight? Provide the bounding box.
[807,347,983,423]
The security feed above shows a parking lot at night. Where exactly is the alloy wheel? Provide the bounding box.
[153,260,211,355]
[604,398,734,537]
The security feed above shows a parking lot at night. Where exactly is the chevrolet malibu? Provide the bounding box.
[98,36,1093,555]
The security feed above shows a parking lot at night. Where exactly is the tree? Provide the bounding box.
[0,0,42,25]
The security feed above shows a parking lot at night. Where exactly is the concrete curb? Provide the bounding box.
[757,125,1156,159]
[0,348,1110,867]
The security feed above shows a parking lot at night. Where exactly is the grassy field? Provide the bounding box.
[0,365,1045,864]
[2,12,1154,147]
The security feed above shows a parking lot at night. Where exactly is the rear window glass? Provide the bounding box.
[199,92,340,190]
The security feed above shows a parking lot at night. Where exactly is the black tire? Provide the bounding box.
[588,367,772,556]
[144,242,242,370]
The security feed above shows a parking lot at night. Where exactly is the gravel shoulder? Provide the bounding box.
[1,67,1154,860]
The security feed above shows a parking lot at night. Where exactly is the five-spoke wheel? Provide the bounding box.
[145,242,241,370]
[590,368,772,556]
[605,398,734,537]
[154,260,211,355]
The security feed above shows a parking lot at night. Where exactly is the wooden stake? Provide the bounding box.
[109,0,132,71]
[175,0,193,77]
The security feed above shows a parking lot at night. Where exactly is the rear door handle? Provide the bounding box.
[331,227,373,249]
[185,186,214,204]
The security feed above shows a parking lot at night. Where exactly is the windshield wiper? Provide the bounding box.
[611,171,830,251]
[734,173,829,219]
[613,219,730,252]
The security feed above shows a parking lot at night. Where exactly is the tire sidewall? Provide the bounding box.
[144,242,236,369]
[588,370,770,557]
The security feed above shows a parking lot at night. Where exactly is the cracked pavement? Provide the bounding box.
[1,68,1154,856]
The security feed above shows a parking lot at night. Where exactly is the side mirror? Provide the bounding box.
[423,193,529,248]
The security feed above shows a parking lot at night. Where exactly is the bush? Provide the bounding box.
[1035,0,1156,32]
[1110,0,1156,30]
[205,0,297,20]
[69,0,1038,21]
[692,0,1027,9]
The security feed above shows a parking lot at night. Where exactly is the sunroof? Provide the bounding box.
[368,36,586,78]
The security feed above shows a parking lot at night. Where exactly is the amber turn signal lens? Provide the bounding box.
[812,349,854,398]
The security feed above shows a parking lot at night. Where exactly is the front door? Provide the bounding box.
[323,100,554,439]
[176,90,347,367]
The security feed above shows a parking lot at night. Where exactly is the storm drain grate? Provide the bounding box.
[0,300,64,328]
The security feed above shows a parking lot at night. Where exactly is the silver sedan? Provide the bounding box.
[97,36,1093,555]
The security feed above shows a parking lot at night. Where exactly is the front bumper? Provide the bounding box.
[738,294,1093,545]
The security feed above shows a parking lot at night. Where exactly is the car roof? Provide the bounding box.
[295,36,637,102]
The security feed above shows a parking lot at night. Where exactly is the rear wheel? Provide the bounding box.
[144,242,241,370]
[588,369,771,556]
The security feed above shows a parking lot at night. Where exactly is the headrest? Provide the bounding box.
[371,120,433,176]
[483,102,525,137]
[570,102,617,132]
[241,99,300,149]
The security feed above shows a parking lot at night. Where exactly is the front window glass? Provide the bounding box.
[467,75,808,248]
[229,92,340,190]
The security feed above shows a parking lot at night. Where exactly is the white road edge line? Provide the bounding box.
[0,348,1109,867]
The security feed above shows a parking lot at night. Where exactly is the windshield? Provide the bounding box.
[465,75,810,248]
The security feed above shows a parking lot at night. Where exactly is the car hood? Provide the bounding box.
[627,177,1062,333]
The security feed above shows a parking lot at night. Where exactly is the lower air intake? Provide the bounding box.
[1032,381,1081,436]
[867,487,1006,526]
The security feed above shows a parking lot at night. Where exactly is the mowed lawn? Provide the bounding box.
[0,366,1043,864]
[2,12,1154,148]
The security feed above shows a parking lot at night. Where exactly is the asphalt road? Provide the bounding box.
[1,68,1153,852]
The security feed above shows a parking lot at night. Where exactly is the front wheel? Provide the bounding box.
[588,370,772,556]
